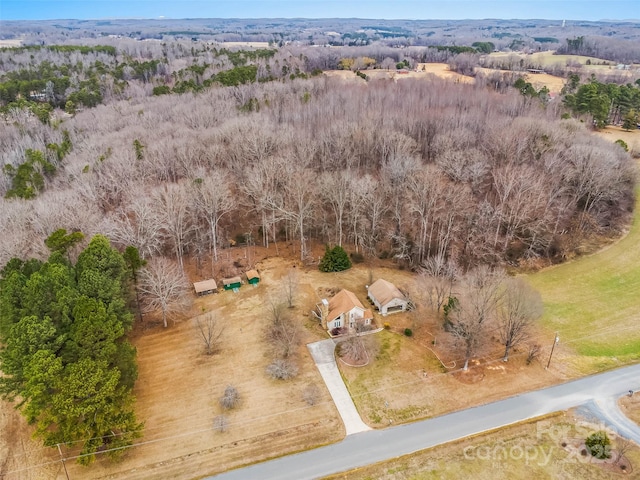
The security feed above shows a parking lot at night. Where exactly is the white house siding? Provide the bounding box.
[380,297,408,315]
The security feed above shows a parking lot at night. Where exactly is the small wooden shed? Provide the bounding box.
[222,276,242,291]
[246,269,260,285]
[193,279,217,296]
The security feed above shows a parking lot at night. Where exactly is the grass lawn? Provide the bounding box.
[526,189,640,374]
[487,51,630,69]
[321,411,640,480]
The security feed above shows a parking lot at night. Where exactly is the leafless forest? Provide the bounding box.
[4,17,640,63]
[0,72,635,273]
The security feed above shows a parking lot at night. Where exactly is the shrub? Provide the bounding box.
[213,415,228,433]
[219,385,240,410]
[319,245,352,272]
[383,322,391,330]
[526,344,541,365]
[266,359,299,380]
[585,431,611,459]
[443,296,459,320]
[615,139,629,152]
[152,85,171,96]
[404,328,413,337]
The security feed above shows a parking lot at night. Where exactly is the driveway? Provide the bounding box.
[585,395,640,444]
[306,339,370,435]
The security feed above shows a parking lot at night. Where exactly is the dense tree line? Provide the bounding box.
[0,42,311,120]
[0,74,634,274]
[0,233,142,464]
[562,76,640,128]
[5,18,640,63]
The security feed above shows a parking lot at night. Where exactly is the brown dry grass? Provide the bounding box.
[619,393,640,426]
[594,125,640,157]
[322,410,640,480]
[0,39,22,47]
[324,63,474,85]
[326,63,567,95]
[217,41,271,49]
[0,245,567,479]
[0,245,606,479]
[339,317,560,427]
[0,247,345,480]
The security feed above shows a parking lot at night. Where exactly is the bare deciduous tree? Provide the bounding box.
[151,183,193,271]
[337,335,378,364]
[338,335,368,363]
[213,414,228,433]
[219,385,240,410]
[191,174,234,263]
[526,343,541,365]
[265,300,301,358]
[107,198,163,259]
[139,257,191,328]
[420,253,458,315]
[449,303,489,372]
[266,359,299,380]
[194,312,224,355]
[498,278,543,361]
[449,266,504,370]
[615,437,632,466]
[319,171,351,247]
[282,268,299,308]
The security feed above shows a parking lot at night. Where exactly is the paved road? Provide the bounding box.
[307,339,371,435]
[586,396,640,444]
[208,363,640,480]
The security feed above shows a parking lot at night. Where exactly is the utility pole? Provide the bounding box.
[545,332,559,369]
[57,443,70,480]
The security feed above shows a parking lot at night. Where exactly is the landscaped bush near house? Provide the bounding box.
[404,328,413,337]
[585,431,612,459]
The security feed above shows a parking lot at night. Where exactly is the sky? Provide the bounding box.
[1,0,638,22]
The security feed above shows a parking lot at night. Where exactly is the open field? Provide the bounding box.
[594,126,640,156]
[526,186,640,375]
[322,411,640,480]
[488,50,639,71]
[217,41,271,48]
[0,39,22,48]
[325,63,567,93]
[324,63,475,85]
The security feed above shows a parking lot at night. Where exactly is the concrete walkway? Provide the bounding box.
[307,339,371,435]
